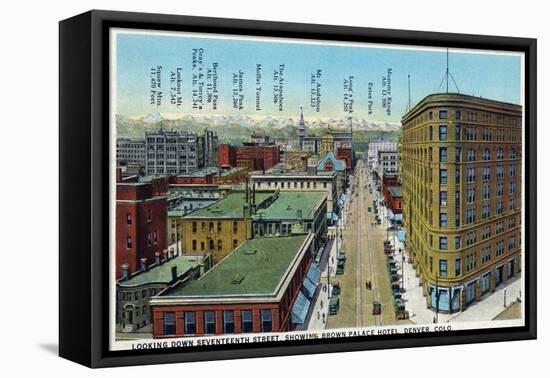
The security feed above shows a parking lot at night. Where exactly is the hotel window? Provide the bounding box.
[439,259,448,277]
[455,236,461,250]
[204,311,216,334]
[439,110,448,120]
[164,312,176,336]
[510,148,517,159]
[261,309,272,332]
[439,213,448,227]
[466,208,475,224]
[497,148,504,160]
[509,164,516,177]
[209,239,215,250]
[429,125,433,141]
[209,222,214,233]
[467,167,475,183]
[439,169,448,185]
[439,236,448,250]
[496,201,503,215]
[439,125,447,141]
[201,222,206,232]
[509,182,516,194]
[429,111,433,120]
[483,184,490,200]
[467,188,475,203]
[192,240,197,251]
[233,221,238,234]
[217,222,222,232]
[440,191,447,206]
[184,312,196,335]
[241,310,253,333]
[126,213,132,225]
[455,147,462,163]
[429,257,433,273]
[483,167,490,181]
[455,111,461,120]
[439,147,447,162]
[455,125,461,141]
[496,240,505,256]
[455,258,461,276]
[455,169,460,184]
[467,148,476,162]
[482,148,490,161]
[223,310,235,334]
[126,236,132,249]
[482,204,490,220]
[509,236,516,251]
[509,198,516,211]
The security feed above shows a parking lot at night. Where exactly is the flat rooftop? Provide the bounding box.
[162,235,308,297]
[253,191,326,221]
[184,192,273,218]
[118,256,203,287]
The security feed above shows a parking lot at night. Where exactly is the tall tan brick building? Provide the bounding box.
[401,93,522,313]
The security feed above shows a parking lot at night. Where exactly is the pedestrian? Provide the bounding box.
[320,300,323,309]
[317,311,320,320]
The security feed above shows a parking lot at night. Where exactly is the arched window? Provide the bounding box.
[467,148,476,162]
[483,148,490,161]
[497,148,504,160]
[509,148,517,159]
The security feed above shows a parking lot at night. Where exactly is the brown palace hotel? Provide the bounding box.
[401,93,522,313]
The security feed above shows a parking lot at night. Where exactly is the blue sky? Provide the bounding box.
[114,30,522,123]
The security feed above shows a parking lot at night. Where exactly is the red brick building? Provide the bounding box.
[150,235,315,337]
[381,174,403,215]
[335,146,353,170]
[116,182,167,279]
[172,167,248,185]
[217,144,280,172]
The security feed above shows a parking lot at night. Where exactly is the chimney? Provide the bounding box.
[140,258,148,272]
[171,265,178,282]
[155,252,161,265]
[121,264,129,280]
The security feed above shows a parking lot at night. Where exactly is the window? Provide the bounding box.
[439,236,448,250]
[455,147,461,163]
[455,125,461,140]
[497,182,504,197]
[497,165,504,179]
[217,240,222,251]
[455,236,461,250]
[204,311,216,334]
[440,191,447,206]
[439,110,448,119]
[233,239,238,248]
[496,240,505,256]
[481,247,492,264]
[233,221,238,234]
[467,148,476,162]
[201,222,206,232]
[455,168,460,184]
[261,309,272,332]
[509,182,516,194]
[496,201,503,215]
[241,310,253,333]
[483,184,490,200]
[126,213,132,225]
[429,111,433,120]
[164,312,176,336]
[126,236,132,249]
[439,125,447,141]
[223,310,235,334]
[467,187,476,203]
[466,208,475,224]
[510,148,517,159]
[429,257,433,273]
[455,258,461,276]
[217,221,222,232]
[497,148,504,160]
[192,239,197,251]
[440,213,448,227]
[467,167,475,183]
[439,259,448,277]
[509,164,516,177]
[482,204,490,220]
[509,236,516,251]
[440,169,448,185]
[184,312,196,335]
[439,147,447,162]
[483,166,490,181]
[429,125,433,141]
[455,111,461,120]
[192,222,197,233]
[482,148,490,161]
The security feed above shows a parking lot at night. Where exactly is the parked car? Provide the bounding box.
[329,297,340,315]
[332,282,341,296]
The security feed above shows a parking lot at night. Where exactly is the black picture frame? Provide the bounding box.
[59,9,537,368]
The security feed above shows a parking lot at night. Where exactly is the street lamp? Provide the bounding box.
[435,273,440,323]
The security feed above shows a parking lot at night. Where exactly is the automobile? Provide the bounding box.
[332,282,341,296]
[367,207,371,212]
[337,251,346,262]
[336,260,345,274]
[329,297,340,315]
[387,225,396,231]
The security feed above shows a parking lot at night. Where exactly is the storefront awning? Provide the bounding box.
[291,291,311,324]
[306,264,321,285]
[302,277,317,299]
[326,212,339,221]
